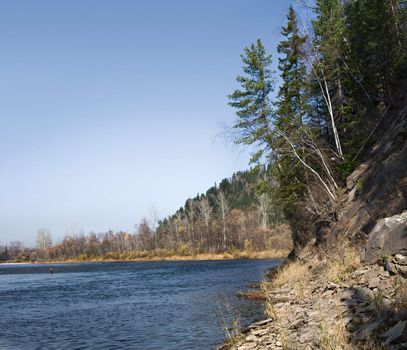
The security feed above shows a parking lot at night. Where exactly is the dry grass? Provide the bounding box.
[215,295,243,348]
[319,320,351,350]
[260,260,313,313]
[43,249,289,264]
[323,243,362,284]
[272,261,311,288]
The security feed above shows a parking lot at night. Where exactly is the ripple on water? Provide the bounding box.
[0,259,281,350]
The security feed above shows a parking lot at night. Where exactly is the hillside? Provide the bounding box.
[223,94,407,350]
[0,166,291,262]
[221,0,407,348]
[155,166,290,254]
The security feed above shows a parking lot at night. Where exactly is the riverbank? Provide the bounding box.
[1,249,289,265]
[220,238,407,349]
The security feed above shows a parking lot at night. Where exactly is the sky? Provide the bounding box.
[0,0,294,246]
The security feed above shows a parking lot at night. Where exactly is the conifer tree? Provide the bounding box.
[228,39,274,162]
[272,5,308,213]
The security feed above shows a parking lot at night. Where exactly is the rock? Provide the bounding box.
[396,264,407,277]
[353,320,383,341]
[348,187,359,202]
[354,287,374,302]
[353,268,369,277]
[251,319,274,328]
[342,316,354,326]
[346,162,369,190]
[384,258,398,274]
[340,299,364,306]
[383,321,407,345]
[395,254,407,265]
[364,212,407,264]
[252,329,267,336]
[379,270,391,278]
[368,277,381,289]
[244,334,258,343]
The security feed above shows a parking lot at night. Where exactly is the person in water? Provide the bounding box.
[49,267,54,274]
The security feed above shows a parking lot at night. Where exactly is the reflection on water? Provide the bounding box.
[0,259,280,350]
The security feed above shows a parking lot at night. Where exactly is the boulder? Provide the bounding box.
[364,212,407,264]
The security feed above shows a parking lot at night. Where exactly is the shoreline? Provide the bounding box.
[220,242,407,349]
[0,250,289,265]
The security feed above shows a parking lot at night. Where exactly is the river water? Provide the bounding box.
[0,259,280,349]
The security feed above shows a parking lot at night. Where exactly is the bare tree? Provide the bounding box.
[149,206,160,249]
[36,228,52,259]
[258,193,270,230]
[9,241,24,260]
[198,197,212,247]
[215,191,229,251]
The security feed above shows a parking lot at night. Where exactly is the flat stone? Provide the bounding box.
[340,299,364,306]
[353,319,383,341]
[348,187,358,202]
[245,334,258,342]
[384,259,398,274]
[273,302,286,309]
[396,264,407,277]
[394,254,407,265]
[354,287,374,301]
[353,269,369,277]
[383,321,406,344]
[368,277,381,289]
[252,329,268,336]
[342,316,354,326]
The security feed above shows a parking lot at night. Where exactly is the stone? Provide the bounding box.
[353,269,369,277]
[252,329,268,336]
[348,187,359,202]
[346,162,369,190]
[340,299,364,306]
[382,321,407,345]
[396,264,407,277]
[353,320,383,341]
[354,287,375,301]
[364,212,407,264]
[368,277,381,289]
[245,334,258,343]
[395,254,407,265]
[384,258,398,274]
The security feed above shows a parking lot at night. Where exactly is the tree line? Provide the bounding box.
[0,167,291,262]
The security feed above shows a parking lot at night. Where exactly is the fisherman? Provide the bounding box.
[49,266,54,274]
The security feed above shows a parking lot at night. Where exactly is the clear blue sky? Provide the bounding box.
[0,0,294,246]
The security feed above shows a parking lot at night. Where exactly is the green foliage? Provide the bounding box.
[228,39,274,149]
[228,1,407,250]
[271,6,309,215]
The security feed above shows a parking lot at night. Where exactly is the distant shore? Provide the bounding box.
[0,249,289,265]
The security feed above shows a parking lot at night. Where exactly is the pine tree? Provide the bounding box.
[272,5,308,214]
[276,5,307,129]
[228,39,274,162]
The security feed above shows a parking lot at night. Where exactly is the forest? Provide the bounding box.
[0,167,291,262]
[1,0,406,262]
[227,0,407,254]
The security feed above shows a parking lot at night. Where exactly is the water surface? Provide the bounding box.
[0,259,280,349]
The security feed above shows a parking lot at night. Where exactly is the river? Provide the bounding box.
[0,259,280,349]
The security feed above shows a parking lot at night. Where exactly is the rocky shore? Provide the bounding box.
[220,214,407,350]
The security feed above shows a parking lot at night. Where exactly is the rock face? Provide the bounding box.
[364,211,407,263]
[332,105,407,241]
